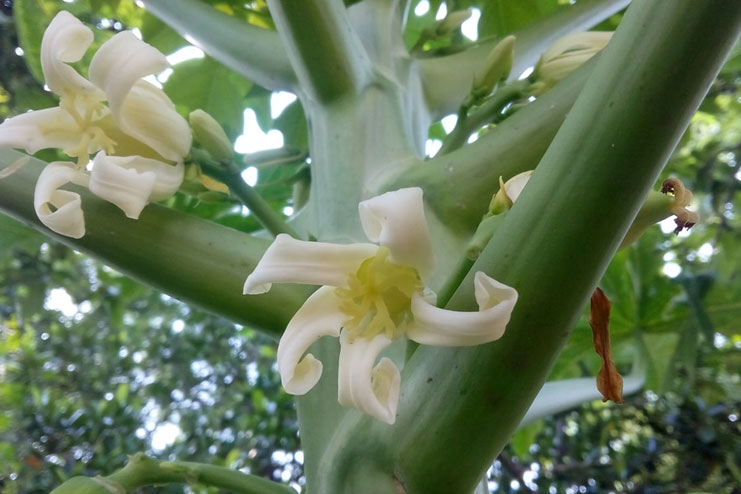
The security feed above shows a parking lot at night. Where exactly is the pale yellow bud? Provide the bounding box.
[532,31,613,94]
[189,109,233,162]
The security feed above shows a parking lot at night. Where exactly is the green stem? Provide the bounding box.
[388,59,592,233]
[418,0,629,118]
[267,0,370,102]
[141,0,296,91]
[193,149,300,238]
[439,80,530,155]
[322,1,741,492]
[51,453,294,494]
[395,2,741,491]
[0,149,305,337]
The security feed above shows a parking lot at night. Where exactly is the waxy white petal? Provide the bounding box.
[0,108,82,154]
[407,272,518,346]
[277,286,344,395]
[89,33,191,161]
[88,153,153,218]
[504,170,533,203]
[34,162,89,239]
[41,11,101,98]
[243,234,378,294]
[338,331,400,425]
[358,187,434,275]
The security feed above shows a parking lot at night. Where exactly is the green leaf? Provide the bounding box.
[510,420,544,456]
[163,57,252,139]
[273,101,308,150]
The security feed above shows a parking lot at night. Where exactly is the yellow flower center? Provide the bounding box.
[39,94,117,166]
[335,247,421,342]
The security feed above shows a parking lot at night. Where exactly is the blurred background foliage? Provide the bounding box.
[0,0,739,493]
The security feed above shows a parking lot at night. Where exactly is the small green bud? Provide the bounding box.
[435,10,472,35]
[472,35,516,100]
[189,109,234,162]
[532,31,612,94]
[488,170,533,215]
[50,476,124,494]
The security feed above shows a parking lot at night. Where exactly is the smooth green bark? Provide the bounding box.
[0,149,306,337]
[393,1,741,492]
[267,0,371,103]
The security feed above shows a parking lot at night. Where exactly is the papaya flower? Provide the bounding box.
[0,11,191,238]
[243,188,518,424]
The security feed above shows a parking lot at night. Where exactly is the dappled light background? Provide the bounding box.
[0,0,739,493]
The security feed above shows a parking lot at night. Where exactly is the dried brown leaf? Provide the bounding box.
[589,287,624,404]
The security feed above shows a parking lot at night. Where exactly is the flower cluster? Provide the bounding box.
[0,11,191,238]
[244,188,518,424]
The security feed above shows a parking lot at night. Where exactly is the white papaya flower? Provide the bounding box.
[244,188,518,424]
[0,11,191,238]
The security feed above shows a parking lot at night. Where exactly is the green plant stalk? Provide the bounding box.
[438,80,531,156]
[193,149,299,238]
[141,0,296,91]
[50,453,294,494]
[418,0,629,118]
[0,149,306,337]
[318,1,741,492]
[389,60,592,232]
[395,2,741,491]
[266,0,370,103]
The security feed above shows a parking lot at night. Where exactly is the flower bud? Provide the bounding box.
[189,109,233,162]
[472,35,515,100]
[488,170,533,215]
[532,31,612,94]
[435,10,472,36]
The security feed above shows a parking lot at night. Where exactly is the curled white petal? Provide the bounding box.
[338,331,400,425]
[243,234,378,294]
[88,152,156,218]
[277,286,344,395]
[0,108,82,154]
[358,187,434,275]
[40,11,101,97]
[407,271,518,346]
[504,170,533,204]
[34,162,89,239]
[89,32,191,161]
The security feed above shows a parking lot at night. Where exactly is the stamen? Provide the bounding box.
[336,247,421,342]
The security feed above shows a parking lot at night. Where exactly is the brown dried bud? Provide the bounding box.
[589,287,623,404]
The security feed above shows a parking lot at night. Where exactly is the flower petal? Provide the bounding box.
[358,187,434,275]
[407,271,518,346]
[89,151,184,219]
[34,162,89,239]
[89,32,191,161]
[0,108,81,154]
[338,331,400,425]
[503,170,533,203]
[88,152,156,218]
[277,286,344,395]
[40,11,101,97]
[243,234,378,294]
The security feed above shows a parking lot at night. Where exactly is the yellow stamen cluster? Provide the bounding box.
[336,247,421,342]
[49,95,116,166]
